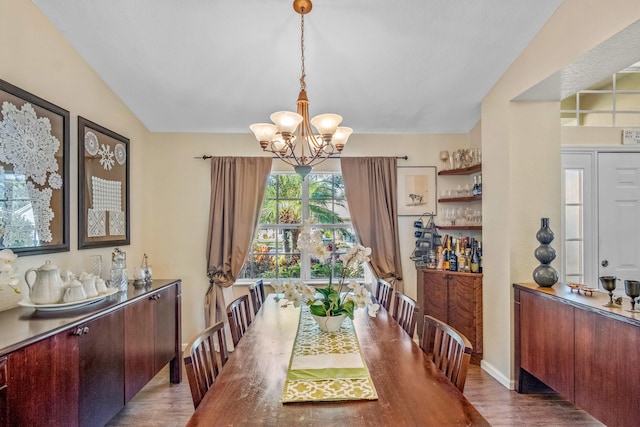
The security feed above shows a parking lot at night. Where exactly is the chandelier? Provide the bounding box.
[249,0,352,178]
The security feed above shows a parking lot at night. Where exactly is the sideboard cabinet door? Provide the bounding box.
[79,309,125,427]
[417,270,483,363]
[124,295,156,401]
[6,330,79,426]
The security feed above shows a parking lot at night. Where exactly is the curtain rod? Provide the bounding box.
[194,155,408,160]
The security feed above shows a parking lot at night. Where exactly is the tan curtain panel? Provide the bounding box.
[340,157,404,293]
[204,157,272,331]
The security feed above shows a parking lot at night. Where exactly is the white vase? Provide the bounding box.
[311,313,347,332]
[0,283,23,312]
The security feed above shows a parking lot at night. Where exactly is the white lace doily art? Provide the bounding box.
[26,181,54,243]
[98,143,115,171]
[0,101,60,186]
[114,143,126,165]
[109,210,125,236]
[84,131,99,156]
[91,176,122,212]
[87,208,106,237]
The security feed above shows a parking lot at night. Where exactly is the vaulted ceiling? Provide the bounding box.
[33,0,564,134]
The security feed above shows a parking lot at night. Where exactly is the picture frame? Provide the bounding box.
[78,116,130,249]
[0,79,70,255]
[397,166,437,216]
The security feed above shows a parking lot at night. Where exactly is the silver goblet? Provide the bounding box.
[624,280,640,312]
[599,276,621,308]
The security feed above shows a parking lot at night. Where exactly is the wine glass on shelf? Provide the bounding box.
[624,280,640,312]
[599,276,621,308]
[439,151,449,171]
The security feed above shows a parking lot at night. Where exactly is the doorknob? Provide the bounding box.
[601,260,609,267]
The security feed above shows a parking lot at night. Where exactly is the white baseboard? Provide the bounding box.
[480,359,515,390]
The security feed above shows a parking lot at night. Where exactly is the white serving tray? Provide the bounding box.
[19,288,119,312]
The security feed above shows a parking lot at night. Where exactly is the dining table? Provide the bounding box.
[186,294,489,426]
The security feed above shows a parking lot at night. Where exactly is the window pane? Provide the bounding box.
[277,175,302,198]
[277,201,301,225]
[565,170,582,204]
[278,255,300,278]
[565,206,582,239]
[615,113,640,127]
[309,174,333,199]
[565,240,583,277]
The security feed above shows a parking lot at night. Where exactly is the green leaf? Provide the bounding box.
[309,304,328,317]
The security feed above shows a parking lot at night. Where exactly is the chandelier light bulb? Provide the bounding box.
[310,113,342,136]
[270,111,303,134]
[250,123,279,148]
[332,127,353,151]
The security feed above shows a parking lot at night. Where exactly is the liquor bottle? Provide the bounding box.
[449,238,458,272]
[472,176,479,196]
[477,241,483,273]
[443,236,450,271]
[436,245,444,270]
[470,240,480,273]
[477,174,482,195]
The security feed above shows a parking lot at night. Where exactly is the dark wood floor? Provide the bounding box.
[106,364,603,427]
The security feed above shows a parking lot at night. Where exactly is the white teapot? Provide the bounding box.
[24,260,65,304]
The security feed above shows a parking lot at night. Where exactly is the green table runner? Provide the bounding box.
[282,305,378,403]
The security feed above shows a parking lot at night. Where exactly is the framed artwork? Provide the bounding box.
[78,116,130,249]
[397,166,437,216]
[0,79,70,255]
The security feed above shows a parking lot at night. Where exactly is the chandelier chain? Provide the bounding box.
[300,14,306,91]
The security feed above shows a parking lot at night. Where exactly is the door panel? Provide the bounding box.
[598,153,640,282]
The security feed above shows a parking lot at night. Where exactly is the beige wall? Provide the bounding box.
[481,0,640,386]
[1,1,151,286]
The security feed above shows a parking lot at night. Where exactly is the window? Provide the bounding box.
[561,152,595,285]
[561,64,640,126]
[239,172,361,281]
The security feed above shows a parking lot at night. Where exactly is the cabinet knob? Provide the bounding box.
[72,328,83,336]
[83,326,90,334]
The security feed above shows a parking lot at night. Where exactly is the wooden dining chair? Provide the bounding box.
[226,294,252,346]
[420,315,473,392]
[248,279,265,317]
[375,279,394,311]
[183,321,229,408]
[391,292,418,337]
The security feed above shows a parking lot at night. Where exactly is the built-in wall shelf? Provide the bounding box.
[438,164,482,176]
[437,225,482,231]
[438,195,482,203]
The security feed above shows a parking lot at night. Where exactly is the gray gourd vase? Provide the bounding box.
[533,217,559,287]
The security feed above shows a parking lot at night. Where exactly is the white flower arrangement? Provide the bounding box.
[0,249,20,294]
[272,243,379,319]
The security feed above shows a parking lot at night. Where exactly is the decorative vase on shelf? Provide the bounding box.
[311,313,347,333]
[533,217,559,287]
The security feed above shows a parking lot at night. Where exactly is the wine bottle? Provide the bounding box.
[449,238,458,272]
[470,240,480,273]
[472,176,478,196]
[477,174,482,195]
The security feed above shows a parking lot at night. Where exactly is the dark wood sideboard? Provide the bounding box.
[0,279,181,427]
[514,282,640,427]
[417,269,483,363]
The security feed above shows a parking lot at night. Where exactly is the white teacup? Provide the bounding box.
[80,275,98,298]
[63,280,87,302]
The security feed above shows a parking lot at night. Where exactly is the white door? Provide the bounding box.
[598,153,640,282]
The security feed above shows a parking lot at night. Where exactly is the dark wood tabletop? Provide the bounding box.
[186,294,489,426]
